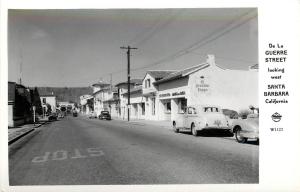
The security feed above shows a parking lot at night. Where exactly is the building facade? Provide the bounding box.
[79,95,93,115]
[86,55,258,123]
[116,79,143,120]
[8,82,33,127]
[92,80,111,117]
[142,70,176,120]
[40,95,57,114]
[153,55,258,121]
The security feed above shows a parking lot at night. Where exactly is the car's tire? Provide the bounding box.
[191,123,198,136]
[173,122,179,133]
[235,128,247,143]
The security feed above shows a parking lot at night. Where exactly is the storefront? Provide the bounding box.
[121,86,145,120]
[156,78,188,121]
[154,55,258,121]
[142,70,176,121]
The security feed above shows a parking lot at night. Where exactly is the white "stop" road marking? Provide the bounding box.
[32,147,104,163]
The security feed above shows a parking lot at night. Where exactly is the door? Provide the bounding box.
[184,107,197,130]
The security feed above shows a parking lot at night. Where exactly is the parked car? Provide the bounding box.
[73,110,78,117]
[231,107,259,143]
[172,105,230,136]
[99,111,111,120]
[48,112,58,121]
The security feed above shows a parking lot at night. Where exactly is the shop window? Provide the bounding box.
[141,103,145,115]
[178,98,187,114]
[164,102,171,114]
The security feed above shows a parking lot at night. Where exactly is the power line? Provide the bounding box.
[126,11,167,46]
[95,10,257,81]
[133,9,185,48]
[130,10,257,72]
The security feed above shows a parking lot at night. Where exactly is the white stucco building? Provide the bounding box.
[142,70,176,120]
[92,80,111,116]
[79,95,93,114]
[88,55,258,122]
[116,79,143,120]
[40,94,57,113]
[151,55,258,121]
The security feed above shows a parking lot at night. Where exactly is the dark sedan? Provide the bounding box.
[73,111,78,117]
[99,111,111,120]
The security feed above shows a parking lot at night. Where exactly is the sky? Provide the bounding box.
[8,8,258,87]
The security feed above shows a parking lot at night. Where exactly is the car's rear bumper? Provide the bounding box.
[99,116,111,120]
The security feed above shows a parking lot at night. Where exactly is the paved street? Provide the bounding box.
[9,115,258,185]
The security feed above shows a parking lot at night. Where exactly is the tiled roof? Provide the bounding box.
[122,86,142,95]
[115,79,143,87]
[93,87,118,95]
[92,80,110,87]
[154,63,209,85]
[147,70,177,80]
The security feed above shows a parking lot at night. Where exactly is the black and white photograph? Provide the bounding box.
[7,8,259,185]
[1,0,300,191]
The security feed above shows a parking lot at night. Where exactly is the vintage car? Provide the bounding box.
[231,107,259,143]
[48,112,58,121]
[99,111,111,120]
[72,110,78,117]
[172,105,230,136]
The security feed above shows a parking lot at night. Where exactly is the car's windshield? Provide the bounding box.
[101,111,109,114]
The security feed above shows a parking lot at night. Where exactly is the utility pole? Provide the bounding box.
[120,46,137,121]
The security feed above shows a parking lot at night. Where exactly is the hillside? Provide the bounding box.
[37,87,93,104]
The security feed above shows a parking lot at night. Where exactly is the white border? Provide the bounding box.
[1,0,300,192]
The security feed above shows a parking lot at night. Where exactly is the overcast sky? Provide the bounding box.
[8,8,258,87]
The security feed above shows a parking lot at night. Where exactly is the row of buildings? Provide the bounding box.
[80,55,258,121]
[8,82,76,127]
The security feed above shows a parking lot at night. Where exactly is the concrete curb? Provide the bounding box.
[8,128,35,145]
[8,122,47,145]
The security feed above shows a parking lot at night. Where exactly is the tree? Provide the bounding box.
[32,87,43,115]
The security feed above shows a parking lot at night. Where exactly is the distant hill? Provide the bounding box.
[36,87,93,104]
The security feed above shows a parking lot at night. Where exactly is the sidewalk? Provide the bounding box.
[8,122,45,144]
[113,117,172,129]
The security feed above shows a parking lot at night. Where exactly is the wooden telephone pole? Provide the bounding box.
[120,46,137,121]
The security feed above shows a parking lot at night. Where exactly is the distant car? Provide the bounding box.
[99,111,111,120]
[72,111,78,117]
[172,105,230,136]
[48,112,58,121]
[231,107,259,143]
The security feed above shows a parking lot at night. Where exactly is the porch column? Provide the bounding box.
[171,99,179,121]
